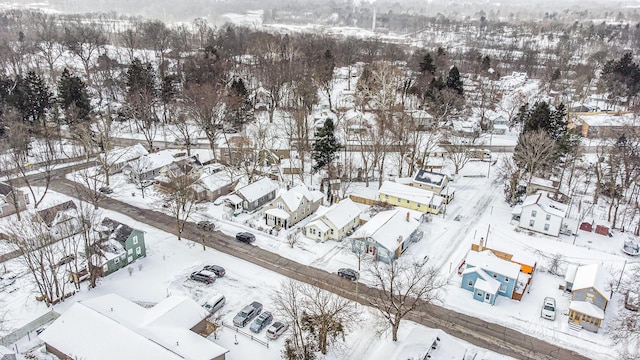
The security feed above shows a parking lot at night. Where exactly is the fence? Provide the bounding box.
[348,194,387,207]
[0,309,60,347]
[220,322,269,348]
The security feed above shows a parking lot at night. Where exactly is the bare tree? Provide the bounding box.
[495,156,524,205]
[63,22,107,85]
[366,257,446,342]
[184,83,226,161]
[163,171,199,241]
[513,129,557,187]
[126,156,154,198]
[442,136,473,175]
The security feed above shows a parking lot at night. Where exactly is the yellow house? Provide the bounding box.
[378,181,443,214]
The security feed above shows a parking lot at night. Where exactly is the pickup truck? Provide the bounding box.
[233,301,263,327]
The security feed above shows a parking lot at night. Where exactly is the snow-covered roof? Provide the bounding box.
[413,169,446,187]
[316,198,361,230]
[521,192,567,218]
[265,208,290,220]
[226,194,243,205]
[306,219,330,233]
[39,294,228,360]
[198,171,234,191]
[465,251,521,279]
[277,184,323,211]
[144,150,179,171]
[572,264,610,301]
[351,208,420,252]
[101,143,149,165]
[565,264,578,284]
[379,181,434,205]
[569,300,605,319]
[462,267,501,294]
[237,178,278,202]
[578,113,638,127]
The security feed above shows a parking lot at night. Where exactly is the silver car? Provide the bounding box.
[541,297,556,320]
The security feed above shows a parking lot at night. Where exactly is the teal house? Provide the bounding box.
[97,218,146,276]
[461,250,521,305]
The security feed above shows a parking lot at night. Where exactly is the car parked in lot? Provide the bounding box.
[266,321,289,340]
[250,311,273,333]
[540,297,556,320]
[203,293,226,314]
[233,301,263,327]
[197,220,216,231]
[203,265,225,277]
[235,232,256,244]
[190,270,216,284]
[337,268,359,281]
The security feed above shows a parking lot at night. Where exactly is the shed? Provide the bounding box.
[595,225,609,236]
[579,221,592,232]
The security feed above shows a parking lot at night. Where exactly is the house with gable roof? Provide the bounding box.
[264,184,324,228]
[99,143,149,174]
[95,217,146,276]
[0,182,29,218]
[39,293,228,360]
[411,169,449,195]
[461,250,522,305]
[350,208,423,263]
[379,181,444,214]
[36,200,81,240]
[566,263,610,332]
[304,198,361,242]
[512,191,567,236]
[234,177,279,212]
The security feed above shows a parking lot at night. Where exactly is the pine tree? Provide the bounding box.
[126,58,157,97]
[8,71,53,127]
[419,53,436,74]
[312,118,341,174]
[446,66,464,95]
[58,68,91,123]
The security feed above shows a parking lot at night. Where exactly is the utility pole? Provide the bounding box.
[485,224,491,248]
[616,259,627,293]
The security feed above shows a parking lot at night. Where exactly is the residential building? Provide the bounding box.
[350,209,423,263]
[0,182,29,218]
[512,191,567,237]
[574,113,639,138]
[99,143,149,174]
[36,200,80,240]
[96,218,146,276]
[192,169,238,202]
[304,198,361,242]
[235,178,279,212]
[38,294,228,360]
[264,184,324,228]
[460,250,522,305]
[411,169,449,195]
[378,181,443,214]
[566,264,610,333]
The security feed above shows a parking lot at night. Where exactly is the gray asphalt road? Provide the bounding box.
[41,174,590,360]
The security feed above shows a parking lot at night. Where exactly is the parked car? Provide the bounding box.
[266,321,289,340]
[99,186,113,194]
[250,311,273,333]
[197,220,216,231]
[190,270,216,284]
[203,293,226,314]
[540,297,556,320]
[233,301,263,327]
[203,265,225,277]
[236,232,256,244]
[337,268,359,281]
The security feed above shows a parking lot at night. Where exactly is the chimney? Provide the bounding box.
[478,237,484,251]
[406,211,410,222]
[397,235,402,243]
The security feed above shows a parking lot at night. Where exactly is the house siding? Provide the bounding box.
[351,238,395,263]
[461,266,516,301]
[242,190,276,212]
[572,288,608,311]
[378,193,439,214]
[518,204,563,236]
[0,190,28,218]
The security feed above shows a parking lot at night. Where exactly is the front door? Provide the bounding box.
[366,244,377,256]
[485,293,491,302]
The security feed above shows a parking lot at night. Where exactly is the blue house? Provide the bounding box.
[461,250,521,305]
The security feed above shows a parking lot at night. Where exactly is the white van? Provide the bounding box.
[203,293,226,314]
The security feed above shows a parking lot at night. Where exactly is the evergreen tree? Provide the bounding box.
[419,53,436,74]
[481,55,491,71]
[226,77,252,127]
[312,118,341,174]
[126,58,157,97]
[446,66,464,95]
[57,68,91,123]
[7,71,54,127]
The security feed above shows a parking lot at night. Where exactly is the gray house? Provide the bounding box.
[235,178,279,212]
[0,182,29,218]
[566,264,610,332]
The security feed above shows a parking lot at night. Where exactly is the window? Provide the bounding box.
[468,280,473,286]
[133,236,138,245]
[277,202,284,210]
[385,194,389,199]
[477,291,482,297]
[407,199,410,204]
[330,229,334,234]
[499,284,507,292]
[493,273,497,278]
[136,247,141,255]
[505,277,509,282]
[114,258,120,264]
[397,198,400,203]
[531,210,537,217]
[544,224,550,231]
[529,220,535,227]
[417,203,421,208]
[128,249,133,255]
[103,264,109,272]
[546,214,551,220]
[128,256,133,263]
[585,293,595,303]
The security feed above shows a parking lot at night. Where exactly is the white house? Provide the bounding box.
[513,192,567,236]
[304,198,361,242]
[36,200,81,240]
[38,294,228,360]
[99,143,149,174]
[264,184,324,228]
